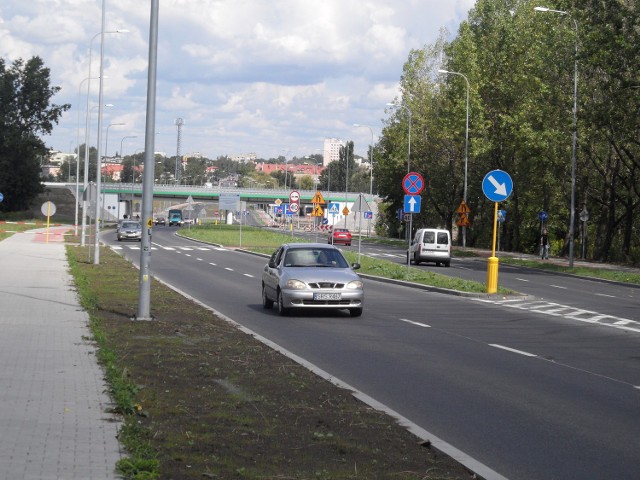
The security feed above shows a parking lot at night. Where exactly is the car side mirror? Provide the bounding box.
[268,259,277,268]
[351,262,361,270]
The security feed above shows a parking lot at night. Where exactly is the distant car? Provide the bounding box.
[117,221,142,242]
[408,228,451,267]
[329,228,352,246]
[262,243,364,317]
[154,217,166,226]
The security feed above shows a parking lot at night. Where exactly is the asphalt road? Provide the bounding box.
[107,227,640,480]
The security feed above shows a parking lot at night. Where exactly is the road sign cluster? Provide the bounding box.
[403,172,424,214]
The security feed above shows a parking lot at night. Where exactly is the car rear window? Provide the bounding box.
[437,232,449,245]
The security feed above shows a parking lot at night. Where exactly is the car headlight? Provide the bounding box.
[285,279,306,290]
[346,280,363,290]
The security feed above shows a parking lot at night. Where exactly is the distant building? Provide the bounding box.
[232,153,258,163]
[323,138,345,166]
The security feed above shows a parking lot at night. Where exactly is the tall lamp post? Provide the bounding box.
[387,102,413,272]
[81,103,112,246]
[353,123,375,197]
[386,103,412,173]
[535,6,578,268]
[81,28,127,245]
[438,69,470,249]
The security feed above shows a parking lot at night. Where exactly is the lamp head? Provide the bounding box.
[534,6,550,12]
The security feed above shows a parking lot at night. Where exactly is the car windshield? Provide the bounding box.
[283,248,349,268]
[122,221,140,229]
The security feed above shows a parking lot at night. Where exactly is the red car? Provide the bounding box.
[329,228,352,246]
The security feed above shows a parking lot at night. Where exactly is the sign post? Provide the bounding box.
[41,201,57,243]
[402,172,424,276]
[482,169,513,293]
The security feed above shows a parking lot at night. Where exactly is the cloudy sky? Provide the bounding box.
[0,0,476,160]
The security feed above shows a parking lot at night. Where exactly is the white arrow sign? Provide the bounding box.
[408,196,417,212]
[488,175,507,196]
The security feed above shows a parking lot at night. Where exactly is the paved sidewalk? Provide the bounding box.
[0,227,122,479]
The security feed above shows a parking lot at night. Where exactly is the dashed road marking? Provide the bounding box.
[490,344,537,357]
[399,318,431,328]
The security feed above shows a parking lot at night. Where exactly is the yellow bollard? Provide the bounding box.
[487,256,499,294]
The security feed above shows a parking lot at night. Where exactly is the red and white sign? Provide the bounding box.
[289,190,300,204]
[289,202,300,213]
[402,172,425,195]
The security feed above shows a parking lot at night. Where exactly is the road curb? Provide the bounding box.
[175,232,527,300]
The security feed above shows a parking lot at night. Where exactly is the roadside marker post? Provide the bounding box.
[482,170,513,293]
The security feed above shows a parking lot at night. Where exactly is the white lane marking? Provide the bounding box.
[489,344,537,357]
[209,262,217,266]
[197,247,209,250]
[111,246,123,250]
[163,246,175,250]
[225,267,234,272]
[475,298,640,333]
[179,247,194,251]
[595,293,616,298]
[399,318,431,328]
[457,266,472,271]
[243,274,254,278]
[550,284,568,289]
[515,278,529,282]
[184,254,192,257]
[197,258,203,261]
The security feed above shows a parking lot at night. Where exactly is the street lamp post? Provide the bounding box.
[81,28,127,246]
[75,76,98,236]
[387,102,413,272]
[438,69,470,248]
[120,136,138,162]
[353,124,375,197]
[535,6,578,268]
[81,103,112,246]
[386,103,412,173]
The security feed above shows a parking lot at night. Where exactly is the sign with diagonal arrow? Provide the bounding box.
[482,169,513,202]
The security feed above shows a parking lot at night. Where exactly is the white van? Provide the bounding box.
[408,228,452,267]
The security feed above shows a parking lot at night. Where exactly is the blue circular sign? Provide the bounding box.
[0,192,3,203]
[482,169,513,202]
[538,210,548,222]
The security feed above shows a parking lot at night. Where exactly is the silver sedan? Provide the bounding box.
[262,243,364,317]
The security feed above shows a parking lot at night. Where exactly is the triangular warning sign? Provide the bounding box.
[456,200,470,214]
[312,205,324,217]
[311,191,325,204]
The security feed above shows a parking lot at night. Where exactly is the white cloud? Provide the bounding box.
[0,0,476,159]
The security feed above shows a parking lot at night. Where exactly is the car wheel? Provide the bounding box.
[444,261,451,267]
[262,284,274,309]
[277,290,289,316]
[349,308,363,317]
[414,253,421,265]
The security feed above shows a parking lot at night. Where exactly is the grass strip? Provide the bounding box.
[67,246,160,479]
[182,224,514,294]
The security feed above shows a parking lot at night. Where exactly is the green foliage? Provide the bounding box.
[374,0,640,265]
[0,56,69,212]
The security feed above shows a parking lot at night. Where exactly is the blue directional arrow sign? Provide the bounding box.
[482,169,513,202]
[404,195,421,214]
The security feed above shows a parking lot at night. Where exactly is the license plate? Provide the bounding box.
[314,293,341,300]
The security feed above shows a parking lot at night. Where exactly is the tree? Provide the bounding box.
[0,56,69,212]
